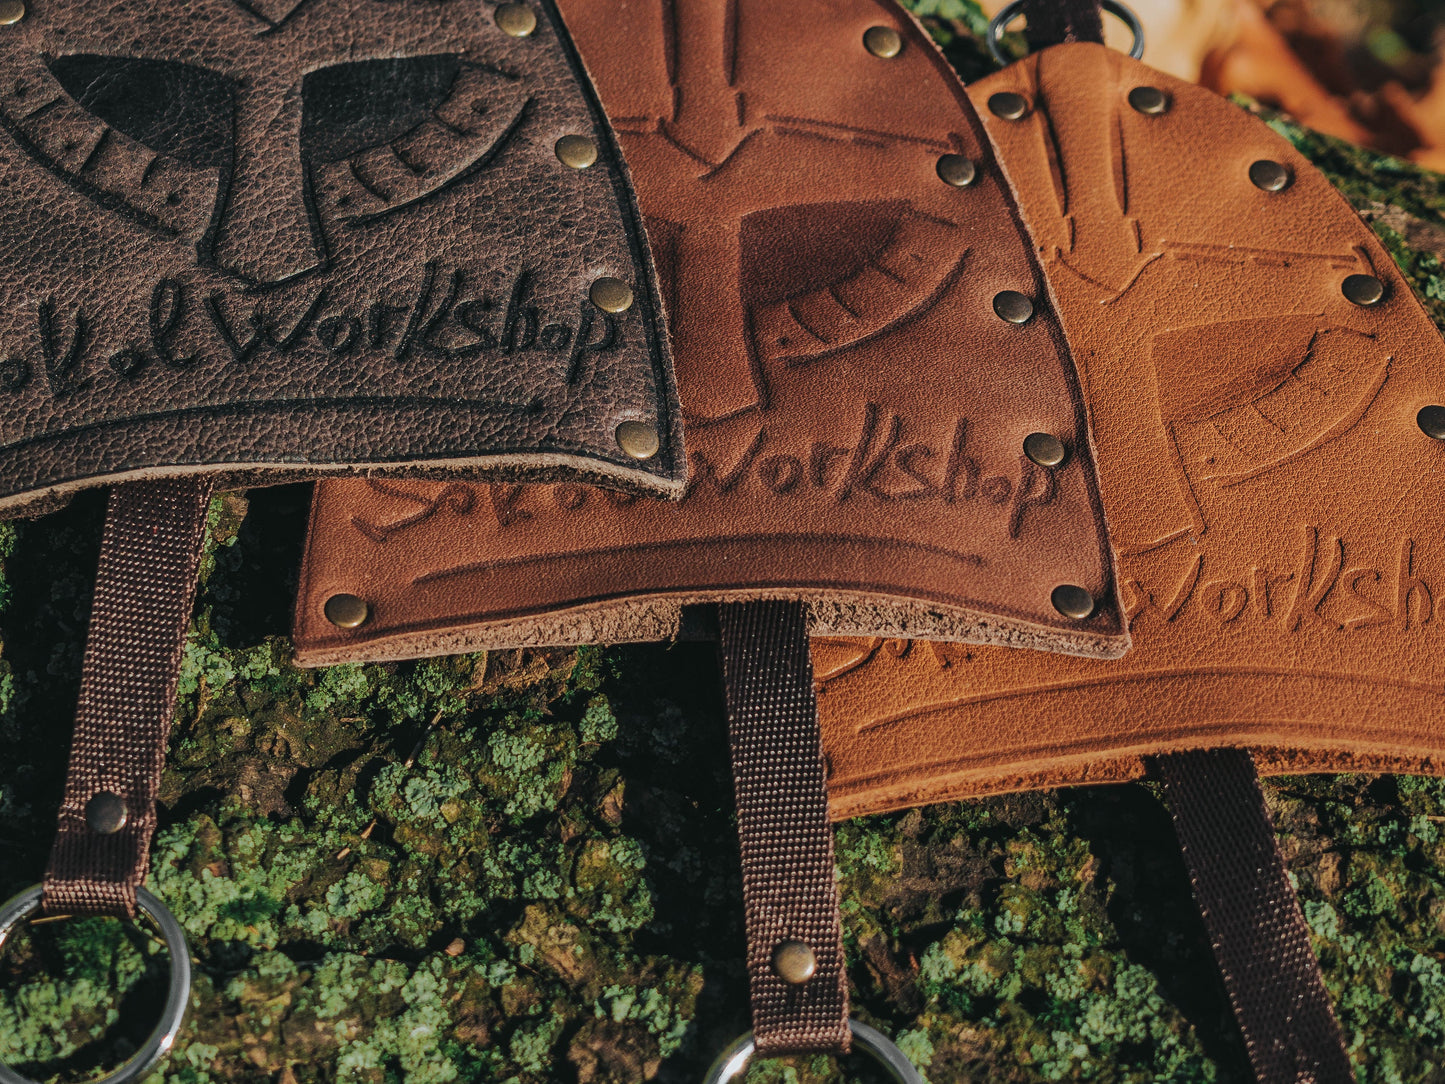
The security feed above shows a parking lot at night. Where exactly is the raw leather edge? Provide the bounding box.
[0,449,687,522]
[292,586,1130,667]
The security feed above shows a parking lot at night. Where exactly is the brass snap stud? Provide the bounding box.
[1342,273,1385,307]
[988,92,1029,121]
[324,593,371,630]
[863,26,902,58]
[0,1,24,25]
[993,290,1034,324]
[1127,86,1168,115]
[494,2,537,37]
[771,940,817,986]
[85,792,128,835]
[1052,584,1095,620]
[1024,432,1067,467]
[1248,159,1291,192]
[555,134,597,170]
[616,420,660,461]
[590,277,634,314]
[936,154,977,187]
[1418,405,1445,440]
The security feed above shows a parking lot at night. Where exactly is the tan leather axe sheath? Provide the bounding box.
[293,0,1126,665]
[0,0,683,515]
[814,44,1445,821]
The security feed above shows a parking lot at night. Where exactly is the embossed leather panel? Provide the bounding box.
[292,0,1127,666]
[0,0,682,516]
[812,44,1445,820]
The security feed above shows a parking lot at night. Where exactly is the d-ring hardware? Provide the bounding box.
[702,1019,925,1084]
[987,0,1145,66]
[0,885,191,1084]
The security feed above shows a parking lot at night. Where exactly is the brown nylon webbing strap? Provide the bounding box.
[42,478,213,919]
[717,601,850,1056]
[1019,0,1104,51]
[1154,750,1353,1084]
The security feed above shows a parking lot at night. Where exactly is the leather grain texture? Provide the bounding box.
[0,0,683,516]
[812,44,1445,821]
[292,0,1126,666]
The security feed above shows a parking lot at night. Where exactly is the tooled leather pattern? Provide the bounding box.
[292,0,1126,664]
[813,45,1445,820]
[0,0,682,515]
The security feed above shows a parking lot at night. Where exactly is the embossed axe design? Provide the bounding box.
[0,0,682,513]
[294,0,1125,666]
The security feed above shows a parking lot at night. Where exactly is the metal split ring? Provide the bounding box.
[703,1019,924,1084]
[987,0,1146,66]
[0,885,191,1084]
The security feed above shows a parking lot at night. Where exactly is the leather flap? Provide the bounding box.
[813,43,1445,820]
[0,0,682,516]
[290,0,1126,666]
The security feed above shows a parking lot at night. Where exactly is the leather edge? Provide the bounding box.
[541,0,687,485]
[0,449,687,521]
[291,586,1130,667]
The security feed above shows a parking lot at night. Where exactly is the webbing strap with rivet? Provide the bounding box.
[1154,749,1354,1084]
[717,600,850,1056]
[42,478,213,919]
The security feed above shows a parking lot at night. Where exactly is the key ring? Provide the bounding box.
[702,1019,924,1084]
[987,0,1146,66]
[0,885,191,1084]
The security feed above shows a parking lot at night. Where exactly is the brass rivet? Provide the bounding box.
[1418,405,1445,440]
[494,2,537,37]
[324,593,370,630]
[1024,432,1067,467]
[771,940,817,985]
[85,792,128,835]
[1248,159,1291,192]
[1342,273,1385,307]
[863,26,902,58]
[1052,585,1095,620]
[0,1,25,25]
[1127,86,1169,115]
[936,154,977,187]
[993,290,1034,324]
[555,134,597,170]
[590,277,633,313]
[616,420,660,460]
[988,92,1029,121]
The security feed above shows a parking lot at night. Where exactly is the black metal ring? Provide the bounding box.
[987,0,1146,66]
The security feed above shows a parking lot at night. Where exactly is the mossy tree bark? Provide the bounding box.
[5,6,1445,1081]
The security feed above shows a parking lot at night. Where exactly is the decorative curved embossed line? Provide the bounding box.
[853,666,1445,734]
[414,532,988,586]
[829,716,1445,792]
[0,394,534,456]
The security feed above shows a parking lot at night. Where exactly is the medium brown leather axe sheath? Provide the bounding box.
[813,44,1445,822]
[0,0,682,516]
[293,0,1127,666]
